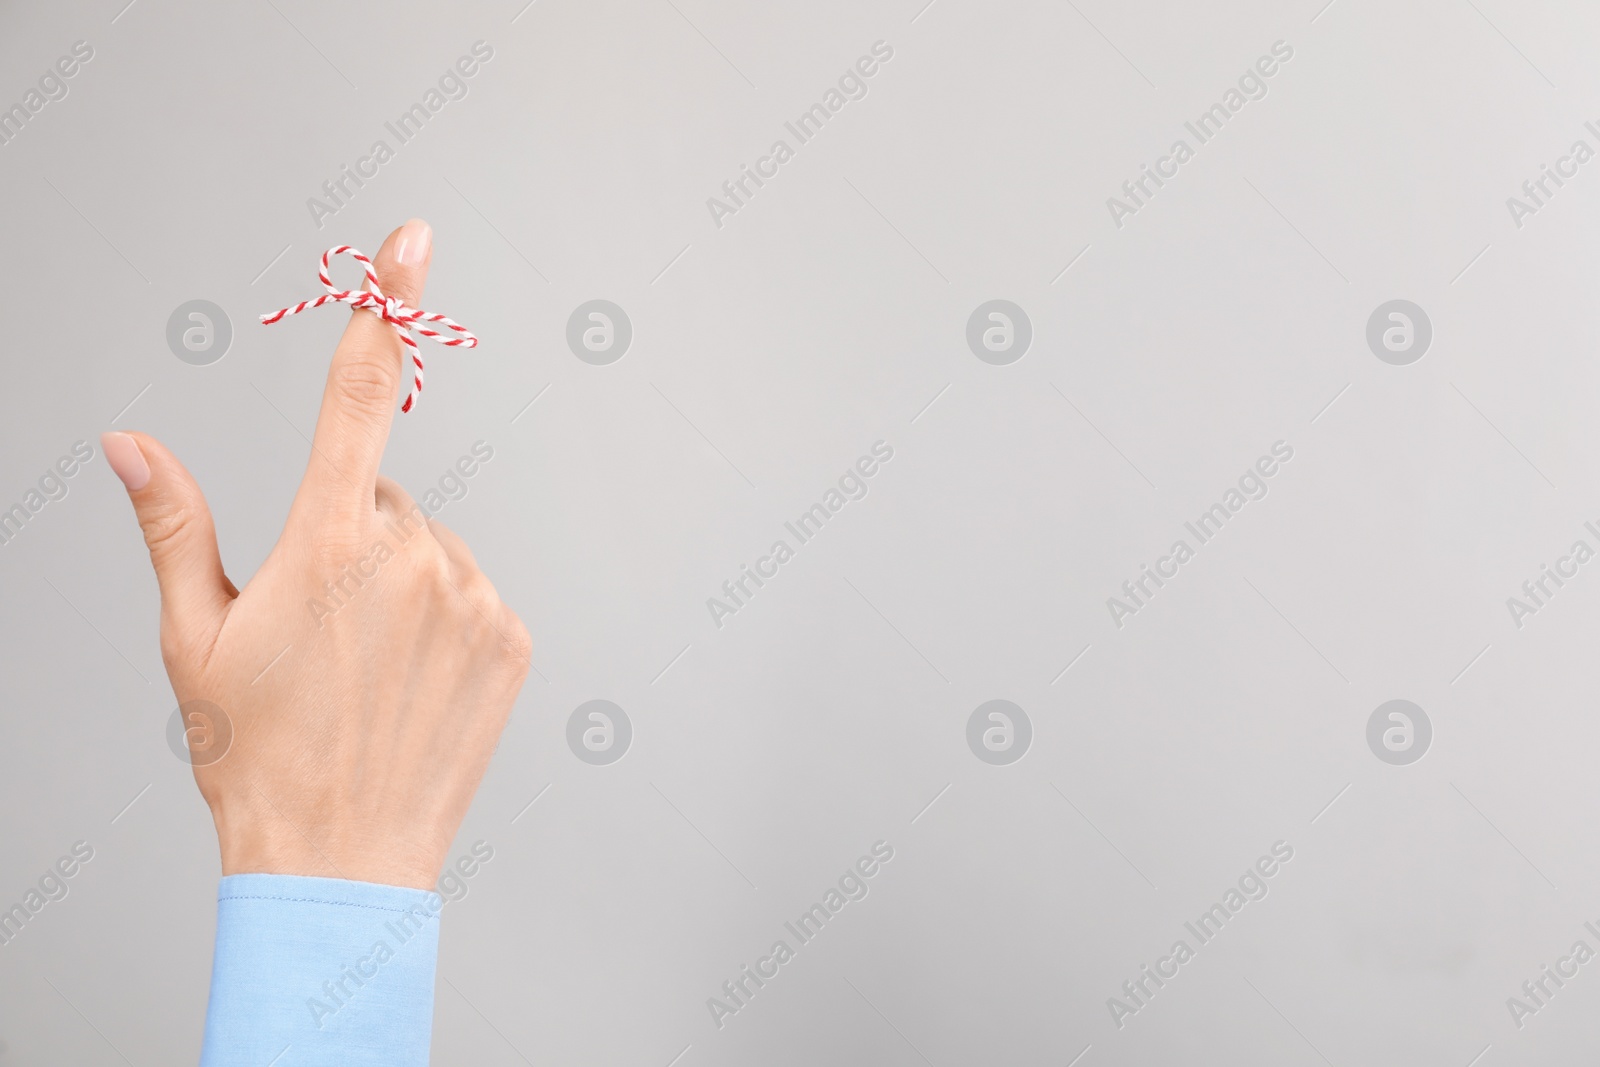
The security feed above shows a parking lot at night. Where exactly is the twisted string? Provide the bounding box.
[261,246,477,413]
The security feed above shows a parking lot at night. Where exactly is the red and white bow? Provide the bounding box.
[260,245,477,413]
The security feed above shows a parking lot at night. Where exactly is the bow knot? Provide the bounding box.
[260,245,478,413]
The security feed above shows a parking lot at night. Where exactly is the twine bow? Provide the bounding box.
[261,245,477,413]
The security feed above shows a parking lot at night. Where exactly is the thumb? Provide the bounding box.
[102,432,234,641]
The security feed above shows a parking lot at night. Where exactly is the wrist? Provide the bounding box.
[213,804,443,890]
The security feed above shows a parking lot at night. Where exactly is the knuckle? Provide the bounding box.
[499,613,533,665]
[331,350,398,413]
[140,502,191,559]
[414,546,458,596]
[454,571,499,618]
[418,532,454,573]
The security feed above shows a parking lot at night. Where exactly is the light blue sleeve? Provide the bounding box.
[200,873,443,1067]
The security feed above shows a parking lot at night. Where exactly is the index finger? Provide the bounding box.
[299,219,433,516]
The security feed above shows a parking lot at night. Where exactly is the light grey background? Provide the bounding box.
[2,0,1598,1063]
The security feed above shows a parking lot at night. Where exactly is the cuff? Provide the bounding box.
[200,874,442,1067]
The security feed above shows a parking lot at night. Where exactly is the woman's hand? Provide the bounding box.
[104,219,530,890]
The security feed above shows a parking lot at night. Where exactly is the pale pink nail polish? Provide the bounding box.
[395,218,432,268]
[101,432,150,492]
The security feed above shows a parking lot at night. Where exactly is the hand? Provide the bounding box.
[104,219,530,890]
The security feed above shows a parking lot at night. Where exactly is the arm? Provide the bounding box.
[102,219,529,1065]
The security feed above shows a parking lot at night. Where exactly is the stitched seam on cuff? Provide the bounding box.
[216,893,440,916]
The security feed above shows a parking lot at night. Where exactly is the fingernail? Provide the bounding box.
[102,432,150,492]
[395,218,432,268]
